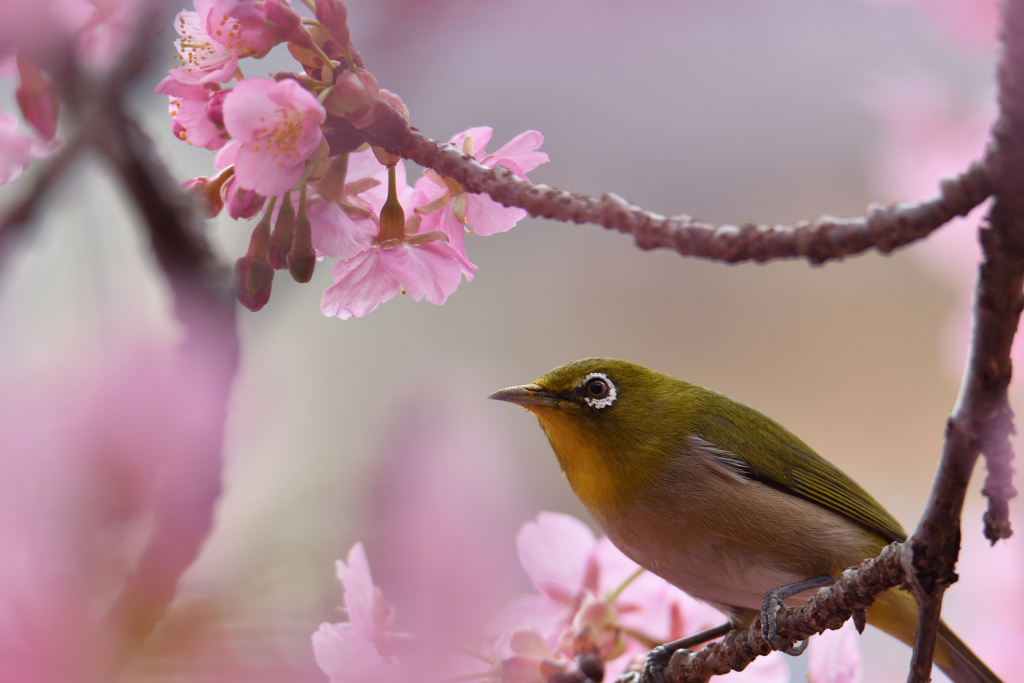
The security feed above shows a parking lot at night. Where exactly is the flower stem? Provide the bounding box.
[606,566,645,603]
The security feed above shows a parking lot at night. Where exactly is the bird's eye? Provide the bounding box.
[586,378,609,398]
[579,372,617,409]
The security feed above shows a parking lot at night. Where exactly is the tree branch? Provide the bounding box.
[356,107,994,265]
[620,544,907,682]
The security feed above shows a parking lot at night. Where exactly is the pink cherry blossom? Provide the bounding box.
[415,126,548,263]
[312,543,401,683]
[496,512,758,682]
[222,77,325,196]
[309,148,391,260]
[321,238,470,319]
[941,505,1022,681]
[807,621,863,683]
[0,0,143,72]
[155,77,229,150]
[168,6,239,85]
[312,625,400,683]
[318,159,476,320]
[205,0,277,55]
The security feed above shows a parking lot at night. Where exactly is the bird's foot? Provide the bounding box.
[760,588,788,651]
[638,622,733,683]
[640,644,672,683]
[759,575,834,654]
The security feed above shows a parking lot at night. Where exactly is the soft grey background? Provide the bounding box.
[0,1,1006,680]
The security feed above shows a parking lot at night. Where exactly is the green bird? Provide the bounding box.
[490,358,1002,683]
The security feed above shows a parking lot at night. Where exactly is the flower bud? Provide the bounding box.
[223,176,266,219]
[206,88,228,128]
[265,0,316,50]
[234,217,275,311]
[315,0,351,50]
[324,69,380,127]
[379,88,409,122]
[287,202,316,283]
[268,192,296,269]
[182,174,226,218]
[234,255,275,311]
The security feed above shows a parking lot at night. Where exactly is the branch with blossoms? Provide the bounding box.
[157,0,548,317]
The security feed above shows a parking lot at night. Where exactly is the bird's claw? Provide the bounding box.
[760,591,808,656]
[641,644,672,683]
[760,588,787,651]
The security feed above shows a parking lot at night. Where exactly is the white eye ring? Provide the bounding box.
[580,372,616,409]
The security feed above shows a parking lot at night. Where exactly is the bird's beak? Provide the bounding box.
[488,383,560,408]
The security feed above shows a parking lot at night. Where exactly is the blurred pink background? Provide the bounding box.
[0,1,1013,681]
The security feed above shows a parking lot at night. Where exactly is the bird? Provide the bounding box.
[489,357,1002,683]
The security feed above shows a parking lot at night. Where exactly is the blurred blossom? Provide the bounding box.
[490,512,786,682]
[862,76,999,378]
[313,543,402,683]
[807,621,863,683]
[0,0,148,72]
[0,324,234,681]
[942,506,1023,682]
[365,392,530,675]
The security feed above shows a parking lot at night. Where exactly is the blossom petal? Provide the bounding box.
[449,126,493,158]
[379,242,470,305]
[489,130,549,175]
[517,512,596,604]
[464,194,528,236]
[322,249,400,319]
[336,542,379,637]
[309,198,376,260]
[417,203,478,272]
[312,622,398,683]
[223,78,324,195]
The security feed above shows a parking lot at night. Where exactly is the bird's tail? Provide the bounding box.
[866,587,1003,683]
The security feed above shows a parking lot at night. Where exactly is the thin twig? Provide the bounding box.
[355,106,994,265]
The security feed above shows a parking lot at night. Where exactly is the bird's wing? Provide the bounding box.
[693,409,907,544]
